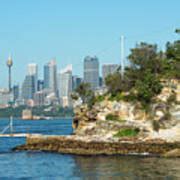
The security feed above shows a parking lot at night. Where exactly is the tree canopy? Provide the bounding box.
[105,30,179,107]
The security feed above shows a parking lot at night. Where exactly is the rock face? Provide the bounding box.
[163,149,180,158]
[15,79,180,157]
[73,79,180,142]
[14,135,180,157]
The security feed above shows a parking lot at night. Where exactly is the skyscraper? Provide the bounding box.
[84,56,99,90]
[21,75,35,100]
[27,63,38,92]
[102,64,119,85]
[72,75,82,91]
[44,60,57,94]
[37,80,44,91]
[13,85,19,102]
[58,65,72,107]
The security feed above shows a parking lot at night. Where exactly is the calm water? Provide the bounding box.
[0,118,179,179]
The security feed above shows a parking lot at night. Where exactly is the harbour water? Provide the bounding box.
[0,119,179,179]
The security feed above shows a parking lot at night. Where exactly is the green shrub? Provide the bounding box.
[114,128,140,137]
[108,92,124,101]
[95,95,105,102]
[106,113,121,121]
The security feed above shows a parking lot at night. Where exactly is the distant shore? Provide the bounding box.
[0,117,73,120]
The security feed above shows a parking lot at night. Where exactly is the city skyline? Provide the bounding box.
[0,0,179,87]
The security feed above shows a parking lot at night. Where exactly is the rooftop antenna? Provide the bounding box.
[120,35,125,79]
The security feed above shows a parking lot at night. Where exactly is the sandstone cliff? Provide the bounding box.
[73,79,180,143]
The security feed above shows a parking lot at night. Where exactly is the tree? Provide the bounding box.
[105,72,132,95]
[75,82,94,105]
[127,43,163,106]
[128,42,158,70]
[135,70,162,105]
[165,40,180,78]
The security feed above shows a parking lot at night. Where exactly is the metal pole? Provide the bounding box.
[10,116,13,134]
[120,35,125,79]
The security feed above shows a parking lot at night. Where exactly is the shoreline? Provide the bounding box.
[13,135,180,157]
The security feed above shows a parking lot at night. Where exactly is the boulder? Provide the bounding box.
[163,148,180,158]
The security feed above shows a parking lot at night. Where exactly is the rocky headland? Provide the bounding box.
[14,79,180,157]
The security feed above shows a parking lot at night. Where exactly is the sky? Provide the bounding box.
[0,0,179,87]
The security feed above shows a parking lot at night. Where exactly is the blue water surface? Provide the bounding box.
[0,118,179,179]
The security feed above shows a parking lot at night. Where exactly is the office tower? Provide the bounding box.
[34,91,46,106]
[102,64,119,85]
[72,75,82,91]
[58,65,72,107]
[13,85,19,102]
[37,80,44,91]
[21,75,35,100]
[27,63,38,92]
[99,77,103,87]
[84,56,99,90]
[6,55,13,92]
[44,60,57,94]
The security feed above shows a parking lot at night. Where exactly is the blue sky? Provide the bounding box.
[0,0,179,87]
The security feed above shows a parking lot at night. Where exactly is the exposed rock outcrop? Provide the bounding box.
[14,135,180,157]
[73,79,180,142]
[14,79,180,157]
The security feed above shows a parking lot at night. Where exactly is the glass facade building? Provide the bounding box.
[21,75,35,100]
[84,56,99,90]
[43,60,57,94]
[27,63,38,92]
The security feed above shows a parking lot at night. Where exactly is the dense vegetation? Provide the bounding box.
[72,30,179,109]
[105,31,180,107]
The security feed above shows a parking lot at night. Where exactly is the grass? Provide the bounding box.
[114,128,140,137]
[95,95,105,102]
[108,92,124,101]
[106,113,123,121]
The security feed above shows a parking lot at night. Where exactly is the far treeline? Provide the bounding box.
[73,29,180,109]
[0,106,74,118]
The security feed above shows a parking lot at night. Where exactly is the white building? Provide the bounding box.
[27,63,38,92]
[58,65,72,107]
[44,60,57,95]
[0,89,13,108]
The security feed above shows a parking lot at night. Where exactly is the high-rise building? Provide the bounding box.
[72,75,82,91]
[84,56,99,90]
[21,75,35,100]
[99,77,103,87]
[27,63,38,92]
[34,91,46,106]
[44,60,57,94]
[13,85,19,102]
[37,80,44,91]
[58,65,72,107]
[102,64,119,85]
